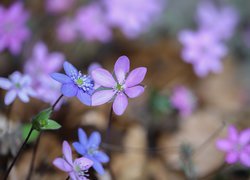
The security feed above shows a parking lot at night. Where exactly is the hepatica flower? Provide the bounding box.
[91,56,147,115]
[53,141,93,180]
[0,2,30,54]
[73,128,109,175]
[51,61,94,105]
[0,71,36,105]
[216,125,250,167]
[46,0,75,14]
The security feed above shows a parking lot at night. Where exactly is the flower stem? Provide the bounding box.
[52,94,64,111]
[3,126,34,180]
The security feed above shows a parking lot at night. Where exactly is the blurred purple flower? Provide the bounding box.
[91,56,147,115]
[46,0,75,14]
[75,3,112,42]
[24,42,64,108]
[0,3,30,54]
[178,29,227,77]
[170,86,196,117]
[73,128,109,175]
[51,61,95,106]
[216,125,250,167]
[197,1,238,40]
[53,141,93,180]
[56,18,77,43]
[0,71,36,105]
[103,0,163,38]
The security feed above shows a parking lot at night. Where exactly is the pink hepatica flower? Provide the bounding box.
[46,0,75,14]
[24,42,64,108]
[197,1,238,40]
[75,3,112,42]
[216,125,250,167]
[170,86,196,117]
[91,56,147,115]
[56,18,78,43]
[0,71,36,105]
[53,141,93,180]
[178,29,227,77]
[103,0,163,38]
[0,3,30,54]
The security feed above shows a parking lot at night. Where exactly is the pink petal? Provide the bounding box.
[92,90,115,106]
[216,139,232,151]
[4,90,17,105]
[74,157,93,170]
[114,56,130,84]
[228,125,238,142]
[125,85,144,98]
[226,151,238,164]
[53,158,72,172]
[125,67,147,88]
[62,141,73,165]
[239,129,250,145]
[113,93,128,116]
[91,68,116,88]
[240,151,250,167]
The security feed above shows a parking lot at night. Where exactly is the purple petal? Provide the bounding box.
[50,73,72,83]
[225,151,239,164]
[72,142,86,155]
[216,139,232,151]
[94,151,109,163]
[53,158,72,172]
[88,63,101,75]
[77,90,91,106]
[228,125,238,142]
[239,129,250,145]
[74,157,93,170]
[240,151,250,167]
[125,67,147,88]
[92,160,105,175]
[78,128,88,146]
[113,93,128,116]
[0,78,12,90]
[69,172,77,180]
[63,61,78,77]
[114,56,130,84]
[4,90,17,105]
[18,91,29,103]
[61,83,78,97]
[62,141,73,165]
[92,90,115,106]
[10,71,22,83]
[91,68,116,88]
[125,85,144,98]
[88,131,101,148]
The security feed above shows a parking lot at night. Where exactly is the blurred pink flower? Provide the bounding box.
[170,86,196,117]
[103,0,163,38]
[0,3,30,55]
[216,125,250,167]
[178,29,227,77]
[56,18,77,43]
[46,0,75,14]
[24,42,64,108]
[197,1,238,40]
[75,3,112,42]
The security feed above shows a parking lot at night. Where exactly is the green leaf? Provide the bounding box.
[40,119,61,130]
[32,108,52,131]
[21,124,39,143]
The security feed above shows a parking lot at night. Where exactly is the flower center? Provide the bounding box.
[87,147,97,155]
[115,83,124,93]
[15,83,21,89]
[71,71,94,94]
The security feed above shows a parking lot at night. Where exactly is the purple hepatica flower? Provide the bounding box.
[24,42,64,108]
[0,3,30,55]
[216,125,250,167]
[91,56,147,115]
[75,3,112,42]
[73,128,109,175]
[56,18,78,43]
[51,61,94,106]
[46,0,75,14]
[53,141,93,180]
[170,86,196,117]
[178,29,227,77]
[103,0,163,38]
[197,1,238,40]
[0,71,36,105]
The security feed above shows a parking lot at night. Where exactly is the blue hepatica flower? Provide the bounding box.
[51,61,94,105]
[73,128,109,175]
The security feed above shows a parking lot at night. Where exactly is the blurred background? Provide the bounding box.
[1,0,250,179]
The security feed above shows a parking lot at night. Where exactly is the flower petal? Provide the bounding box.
[63,141,73,165]
[4,90,17,105]
[239,129,250,145]
[63,61,78,77]
[228,125,238,142]
[91,68,116,88]
[125,67,147,88]
[53,158,72,172]
[114,56,130,84]
[74,157,93,170]
[240,151,250,167]
[77,90,91,106]
[92,160,105,175]
[88,131,101,148]
[0,78,12,90]
[216,139,232,151]
[9,71,22,83]
[18,91,29,103]
[92,90,115,106]
[225,151,238,164]
[125,85,144,98]
[78,128,88,146]
[94,151,110,163]
[72,142,86,155]
[61,83,78,97]
[50,73,72,83]
[113,93,128,116]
